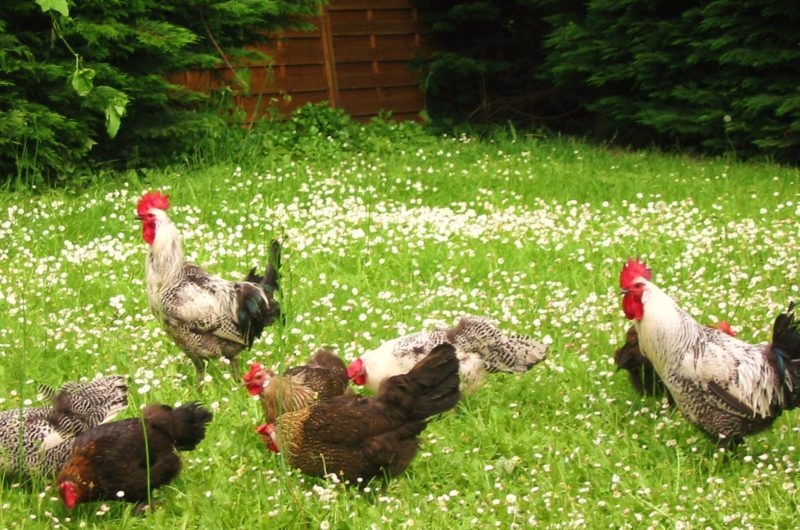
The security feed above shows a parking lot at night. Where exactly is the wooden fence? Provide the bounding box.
[173,0,433,122]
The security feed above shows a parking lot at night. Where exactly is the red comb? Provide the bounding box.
[242,363,263,383]
[255,423,273,435]
[620,258,652,289]
[715,321,736,337]
[137,191,170,217]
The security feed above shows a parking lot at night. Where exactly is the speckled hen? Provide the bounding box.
[0,376,128,477]
[258,343,460,483]
[136,191,281,384]
[243,348,349,423]
[347,315,547,394]
[620,258,800,443]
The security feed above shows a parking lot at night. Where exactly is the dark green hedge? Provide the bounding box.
[416,0,800,163]
[0,0,320,186]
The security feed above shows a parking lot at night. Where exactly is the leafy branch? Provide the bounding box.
[37,0,128,139]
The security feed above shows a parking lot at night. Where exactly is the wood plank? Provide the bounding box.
[337,70,419,90]
[333,44,424,63]
[337,87,424,116]
[241,90,330,119]
[330,0,413,10]
[251,37,324,66]
[371,9,416,22]
[330,19,420,35]
[249,65,329,94]
[318,2,339,106]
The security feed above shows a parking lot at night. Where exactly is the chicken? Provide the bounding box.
[136,190,281,385]
[620,258,800,443]
[615,322,737,398]
[0,376,127,478]
[258,343,460,483]
[347,315,547,395]
[243,348,349,423]
[57,402,212,509]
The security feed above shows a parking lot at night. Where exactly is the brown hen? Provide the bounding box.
[243,348,349,423]
[258,343,460,484]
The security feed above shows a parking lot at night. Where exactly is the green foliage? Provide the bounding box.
[201,103,428,163]
[0,0,321,187]
[415,0,800,163]
[412,0,559,124]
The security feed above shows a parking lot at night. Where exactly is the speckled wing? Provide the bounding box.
[0,406,66,476]
[677,328,778,419]
[447,316,547,373]
[391,329,450,363]
[0,376,127,477]
[161,265,249,346]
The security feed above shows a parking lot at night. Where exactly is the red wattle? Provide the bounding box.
[622,293,644,320]
[142,221,156,245]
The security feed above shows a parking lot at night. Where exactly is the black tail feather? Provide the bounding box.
[144,402,213,451]
[245,239,281,293]
[771,302,800,409]
[241,239,282,340]
[378,343,461,422]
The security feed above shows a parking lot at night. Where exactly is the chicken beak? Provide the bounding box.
[620,288,629,295]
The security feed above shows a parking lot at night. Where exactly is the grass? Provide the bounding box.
[1,128,800,529]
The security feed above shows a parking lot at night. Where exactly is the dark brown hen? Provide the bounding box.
[57,402,212,509]
[259,343,460,483]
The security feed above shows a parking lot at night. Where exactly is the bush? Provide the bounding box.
[415,0,800,163]
[412,0,565,125]
[0,0,321,187]
[540,0,800,162]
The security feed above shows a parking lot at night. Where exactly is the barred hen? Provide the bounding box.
[57,402,212,509]
[347,315,547,394]
[0,376,127,477]
[137,191,281,385]
[258,343,460,483]
[243,348,349,423]
[620,258,800,443]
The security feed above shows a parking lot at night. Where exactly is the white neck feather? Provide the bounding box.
[635,281,700,374]
[145,210,185,315]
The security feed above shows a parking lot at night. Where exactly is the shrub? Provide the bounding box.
[415,0,800,163]
[0,0,321,187]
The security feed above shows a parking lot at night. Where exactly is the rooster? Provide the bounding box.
[258,343,460,483]
[347,315,547,395]
[57,402,212,510]
[0,376,127,478]
[136,190,281,384]
[620,258,800,443]
[243,348,349,423]
[615,322,737,398]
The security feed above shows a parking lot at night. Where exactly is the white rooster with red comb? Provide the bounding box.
[620,258,800,443]
[136,190,281,385]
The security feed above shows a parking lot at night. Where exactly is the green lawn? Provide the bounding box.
[1,131,799,529]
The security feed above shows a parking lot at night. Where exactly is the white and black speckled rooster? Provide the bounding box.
[0,376,128,478]
[347,315,548,395]
[620,258,800,444]
[136,191,281,385]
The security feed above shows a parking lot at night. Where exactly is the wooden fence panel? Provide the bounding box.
[176,0,432,122]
